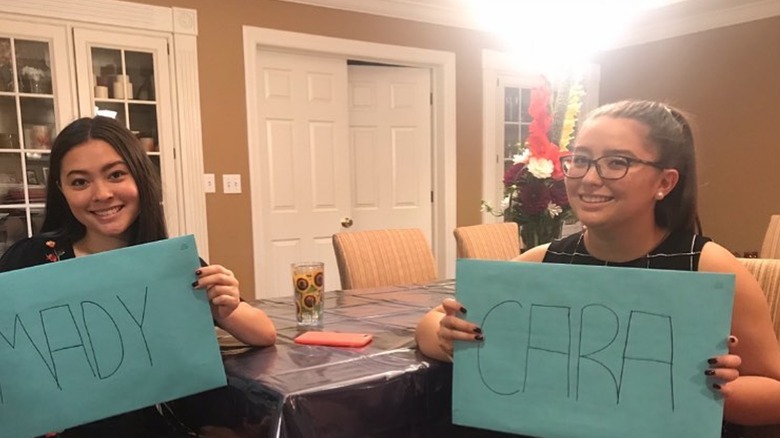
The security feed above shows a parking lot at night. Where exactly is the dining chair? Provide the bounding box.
[739,257,780,438]
[453,222,521,260]
[760,215,780,259]
[332,228,438,290]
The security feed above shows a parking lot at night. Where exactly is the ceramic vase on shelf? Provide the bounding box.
[519,217,563,251]
[112,74,133,99]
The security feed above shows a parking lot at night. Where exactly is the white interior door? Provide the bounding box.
[253,52,433,298]
[347,65,432,243]
[255,50,350,297]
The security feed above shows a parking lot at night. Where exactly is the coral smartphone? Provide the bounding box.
[294,331,373,348]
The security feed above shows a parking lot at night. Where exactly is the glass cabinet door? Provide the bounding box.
[73,28,179,236]
[0,19,74,258]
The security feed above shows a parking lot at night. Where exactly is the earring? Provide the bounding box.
[656,192,665,200]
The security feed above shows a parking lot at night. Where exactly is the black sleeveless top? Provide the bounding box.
[544,229,744,438]
[542,229,710,270]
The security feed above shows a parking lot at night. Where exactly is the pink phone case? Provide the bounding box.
[294,331,373,347]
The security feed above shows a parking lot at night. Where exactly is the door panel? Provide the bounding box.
[254,56,432,297]
[348,65,432,242]
[257,50,349,297]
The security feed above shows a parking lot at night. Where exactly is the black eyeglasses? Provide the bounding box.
[559,155,664,180]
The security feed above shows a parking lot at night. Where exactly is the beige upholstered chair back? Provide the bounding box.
[332,228,438,290]
[739,258,780,342]
[453,222,521,260]
[739,258,780,438]
[760,215,780,259]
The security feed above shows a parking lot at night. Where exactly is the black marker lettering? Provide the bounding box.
[40,305,97,390]
[478,300,523,396]
[117,287,153,366]
[524,305,572,397]
[81,301,125,379]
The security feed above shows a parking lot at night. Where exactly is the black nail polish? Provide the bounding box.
[195,269,202,276]
[473,327,482,334]
[712,383,722,390]
[704,369,715,376]
[475,334,484,341]
[459,306,468,315]
[192,280,199,287]
[707,358,717,365]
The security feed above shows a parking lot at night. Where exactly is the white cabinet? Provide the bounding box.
[0,18,75,255]
[73,28,180,234]
[0,0,208,258]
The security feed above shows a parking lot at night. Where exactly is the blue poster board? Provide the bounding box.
[0,235,226,438]
[453,259,734,438]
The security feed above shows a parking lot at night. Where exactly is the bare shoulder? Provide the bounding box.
[511,243,549,263]
[699,241,768,322]
[699,241,748,274]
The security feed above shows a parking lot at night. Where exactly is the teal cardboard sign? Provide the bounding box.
[0,235,226,438]
[453,259,734,438]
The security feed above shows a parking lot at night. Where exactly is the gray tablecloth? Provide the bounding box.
[168,281,459,438]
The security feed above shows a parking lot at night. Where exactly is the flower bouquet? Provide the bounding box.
[20,65,50,93]
[483,77,584,249]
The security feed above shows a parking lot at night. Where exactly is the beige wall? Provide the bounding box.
[132,0,778,295]
[596,16,780,256]
[131,0,499,296]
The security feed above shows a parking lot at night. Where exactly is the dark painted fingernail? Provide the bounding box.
[195,269,202,276]
[475,334,484,341]
[729,336,737,344]
[459,306,468,314]
[192,280,199,287]
[712,383,722,390]
[704,369,715,376]
[473,327,482,334]
[707,358,717,365]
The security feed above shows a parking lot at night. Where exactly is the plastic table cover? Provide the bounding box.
[168,281,460,438]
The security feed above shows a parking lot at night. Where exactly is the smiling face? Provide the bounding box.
[59,139,140,246]
[566,116,679,232]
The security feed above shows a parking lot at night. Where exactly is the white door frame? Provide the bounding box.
[243,27,457,295]
[481,49,601,224]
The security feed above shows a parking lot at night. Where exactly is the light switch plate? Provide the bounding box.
[223,174,241,194]
[203,173,216,193]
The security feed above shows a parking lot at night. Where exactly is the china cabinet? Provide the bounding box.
[0,0,208,258]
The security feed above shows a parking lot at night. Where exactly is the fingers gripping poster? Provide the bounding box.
[0,235,226,438]
[453,259,734,438]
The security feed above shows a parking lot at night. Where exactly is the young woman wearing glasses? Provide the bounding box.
[416,100,780,435]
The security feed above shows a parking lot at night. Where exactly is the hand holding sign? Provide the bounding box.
[453,259,734,438]
[0,236,225,438]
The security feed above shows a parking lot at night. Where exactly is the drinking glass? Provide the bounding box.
[292,262,324,327]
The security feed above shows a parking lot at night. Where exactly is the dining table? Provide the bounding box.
[167,279,469,438]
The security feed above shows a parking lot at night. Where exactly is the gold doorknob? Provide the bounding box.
[341,217,353,228]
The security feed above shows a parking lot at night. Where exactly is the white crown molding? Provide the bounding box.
[278,0,780,47]
[0,0,175,33]
[609,0,780,49]
[278,0,479,29]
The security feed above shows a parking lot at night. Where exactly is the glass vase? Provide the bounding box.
[520,217,563,250]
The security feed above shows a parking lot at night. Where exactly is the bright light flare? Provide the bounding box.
[466,0,676,69]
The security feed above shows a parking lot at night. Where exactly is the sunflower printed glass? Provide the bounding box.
[292,262,324,328]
